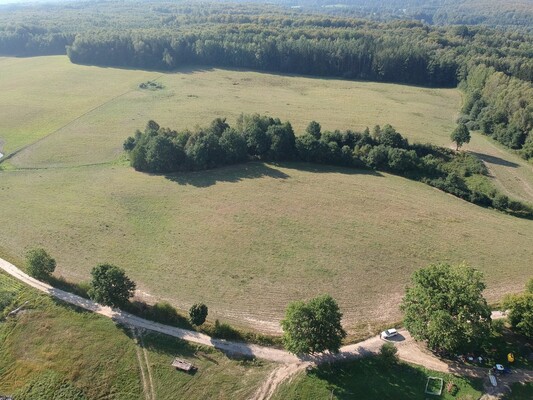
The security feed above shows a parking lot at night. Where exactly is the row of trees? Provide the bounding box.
[125,117,533,217]
[24,248,209,326]
[2,2,533,85]
[24,247,532,355]
[66,29,457,86]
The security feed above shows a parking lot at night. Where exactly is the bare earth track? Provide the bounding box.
[2,256,531,400]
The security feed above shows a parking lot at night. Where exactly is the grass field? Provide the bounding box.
[0,272,273,399]
[270,357,483,400]
[1,56,532,335]
[0,161,531,334]
[1,56,461,168]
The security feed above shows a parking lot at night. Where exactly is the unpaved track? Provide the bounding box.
[2,257,531,400]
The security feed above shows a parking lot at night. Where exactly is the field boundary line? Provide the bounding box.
[0,74,163,165]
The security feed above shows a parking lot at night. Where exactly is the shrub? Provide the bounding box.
[26,248,56,280]
[189,303,208,326]
[379,342,398,364]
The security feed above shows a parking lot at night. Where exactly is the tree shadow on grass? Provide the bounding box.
[469,151,520,168]
[164,161,382,188]
[274,161,384,177]
[164,162,289,187]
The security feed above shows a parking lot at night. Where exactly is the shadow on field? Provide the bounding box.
[276,162,384,178]
[164,162,289,187]
[470,151,520,168]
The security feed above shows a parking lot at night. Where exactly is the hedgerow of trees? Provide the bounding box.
[124,116,533,218]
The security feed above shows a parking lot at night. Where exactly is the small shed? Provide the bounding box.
[171,358,197,373]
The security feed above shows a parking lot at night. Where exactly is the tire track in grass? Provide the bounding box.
[0,74,164,165]
[132,327,152,400]
[138,330,156,400]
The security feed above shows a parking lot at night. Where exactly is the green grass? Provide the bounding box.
[0,272,273,399]
[270,357,483,400]
[1,55,532,335]
[0,162,531,335]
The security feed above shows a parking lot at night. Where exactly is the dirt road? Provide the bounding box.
[2,257,530,400]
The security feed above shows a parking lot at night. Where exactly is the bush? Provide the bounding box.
[189,303,208,326]
[26,248,56,280]
[379,342,398,364]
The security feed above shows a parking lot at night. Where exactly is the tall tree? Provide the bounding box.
[281,294,346,355]
[451,123,471,150]
[189,303,208,326]
[503,280,533,338]
[401,263,491,353]
[88,264,136,308]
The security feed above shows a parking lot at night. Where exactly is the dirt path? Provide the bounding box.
[132,328,156,400]
[1,257,531,400]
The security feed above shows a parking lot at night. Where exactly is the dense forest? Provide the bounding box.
[124,116,533,218]
[0,1,531,158]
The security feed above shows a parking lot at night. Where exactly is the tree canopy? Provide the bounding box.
[401,263,491,353]
[450,123,471,150]
[125,115,533,219]
[25,248,56,280]
[189,303,208,326]
[88,264,136,308]
[281,294,346,355]
[502,279,533,338]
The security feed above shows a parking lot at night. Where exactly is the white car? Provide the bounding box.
[380,328,398,339]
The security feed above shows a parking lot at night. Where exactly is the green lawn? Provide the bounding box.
[271,357,483,400]
[0,272,273,399]
[0,162,531,335]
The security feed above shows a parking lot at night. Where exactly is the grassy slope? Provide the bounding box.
[0,162,531,333]
[0,272,273,399]
[1,56,532,334]
[270,357,483,400]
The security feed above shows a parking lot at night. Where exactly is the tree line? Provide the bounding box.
[459,64,533,160]
[124,116,533,218]
[1,2,531,156]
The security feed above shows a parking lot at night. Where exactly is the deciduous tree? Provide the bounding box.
[451,123,471,150]
[281,294,346,355]
[26,248,56,279]
[189,303,208,326]
[88,264,136,308]
[401,263,491,353]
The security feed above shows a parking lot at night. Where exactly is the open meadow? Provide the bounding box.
[1,56,532,334]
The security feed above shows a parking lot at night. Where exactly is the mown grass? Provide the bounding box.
[0,162,531,334]
[0,272,273,399]
[270,357,483,400]
[1,56,532,334]
[2,55,460,168]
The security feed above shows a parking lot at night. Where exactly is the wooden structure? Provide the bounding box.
[171,358,197,373]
